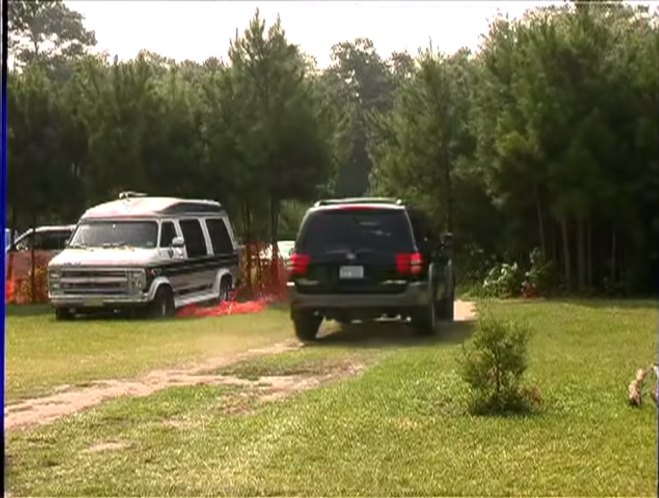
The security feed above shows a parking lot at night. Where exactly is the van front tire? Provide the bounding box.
[149,286,175,319]
[55,307,74,321]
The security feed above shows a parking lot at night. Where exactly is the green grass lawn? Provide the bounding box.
[6,299,658,496]
[5,306,294,402]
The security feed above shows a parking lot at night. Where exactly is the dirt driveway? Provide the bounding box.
[5,300,477,431]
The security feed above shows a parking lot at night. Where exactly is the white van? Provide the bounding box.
[47,193,241,320]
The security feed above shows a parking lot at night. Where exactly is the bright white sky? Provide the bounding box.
[64,1,561,68]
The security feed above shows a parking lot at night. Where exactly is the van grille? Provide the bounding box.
[59,269,130,295]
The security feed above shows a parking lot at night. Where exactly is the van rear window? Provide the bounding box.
[297,209,414,254]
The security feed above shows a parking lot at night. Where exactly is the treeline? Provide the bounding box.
[7,0,659,295]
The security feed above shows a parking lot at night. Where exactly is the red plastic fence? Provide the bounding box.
[5,251,56,305]
[5,243,290,308]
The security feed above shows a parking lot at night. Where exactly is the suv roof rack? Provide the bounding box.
[118,191,148,200]
[313,197,404,207]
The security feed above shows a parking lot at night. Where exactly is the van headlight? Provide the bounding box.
[128,269,147,291]
[48,270,61,291]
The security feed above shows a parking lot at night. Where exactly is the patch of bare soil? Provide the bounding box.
[84,441,128,454]
[212,361,366,417]
[454,300,477,322]
[5,339,306,431]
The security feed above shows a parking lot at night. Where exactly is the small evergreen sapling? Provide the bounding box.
[459,315,540,415]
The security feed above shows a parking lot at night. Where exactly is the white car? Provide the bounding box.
[8,225,75,252]
[5,225,74,277]
[259,240,295,263]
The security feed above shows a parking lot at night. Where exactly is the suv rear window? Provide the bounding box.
[297,208,415,254]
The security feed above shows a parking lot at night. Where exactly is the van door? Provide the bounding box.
[158,220,186,297]
[205,216,239,285]
[178,218,213,298]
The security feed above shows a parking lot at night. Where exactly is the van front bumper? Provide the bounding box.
[48,293,151,308]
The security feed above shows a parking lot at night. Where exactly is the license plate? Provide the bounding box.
[339,265,364,280]
[83,299,104,308]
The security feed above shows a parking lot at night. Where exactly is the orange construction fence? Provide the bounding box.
[5,243,290,305]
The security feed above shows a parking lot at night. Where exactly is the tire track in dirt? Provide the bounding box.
[4,339,305,431]
[5,300,477,431]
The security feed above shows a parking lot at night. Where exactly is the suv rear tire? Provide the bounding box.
[438,296,454,321]
[292,310,322,342]
[412,297,437,336]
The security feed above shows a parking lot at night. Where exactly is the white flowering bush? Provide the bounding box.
[481,262,524,298]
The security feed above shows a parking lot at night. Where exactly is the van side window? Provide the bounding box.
[179,219,208,258]
[206,218,233,255]
[159,221,177,248]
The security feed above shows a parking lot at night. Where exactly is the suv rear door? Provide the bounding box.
[292,207,419,294]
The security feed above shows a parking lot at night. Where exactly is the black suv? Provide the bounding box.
[287,198,455,341]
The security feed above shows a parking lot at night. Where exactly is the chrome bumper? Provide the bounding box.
[49,292,150,308]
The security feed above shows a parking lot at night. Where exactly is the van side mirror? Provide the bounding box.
[171,236,185,248]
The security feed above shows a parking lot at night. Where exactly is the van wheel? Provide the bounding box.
[149,286,175,319]
[218,278,231,304]
[55,307,74,321]
[412,297,437,336]
[292,310,322,342]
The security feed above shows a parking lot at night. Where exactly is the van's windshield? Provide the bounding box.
[68,221,158,248]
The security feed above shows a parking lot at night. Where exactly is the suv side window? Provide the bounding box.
[159,221,177,248]
[205,218,233,255]
[179,219,208,258]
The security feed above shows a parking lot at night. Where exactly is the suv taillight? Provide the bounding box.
[396,252,423,276]
[289,253,311,277]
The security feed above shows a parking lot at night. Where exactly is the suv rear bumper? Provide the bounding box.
[287,281,430,310]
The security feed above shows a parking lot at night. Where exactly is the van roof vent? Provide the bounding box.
[118,191,148,200]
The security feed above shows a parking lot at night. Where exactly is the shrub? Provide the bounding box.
[459,315,540,415]
[522,248,561,297]
[455,244,497,287]
[481,261,524,298]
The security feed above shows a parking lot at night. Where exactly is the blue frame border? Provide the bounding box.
[1,0,8,484]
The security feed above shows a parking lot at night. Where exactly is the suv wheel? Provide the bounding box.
[412,296,437,336]
[441,266,455,321]
[443,295,455,321]
[55,307,74,321]
[149,286,175,319]
[292,310,322,342]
